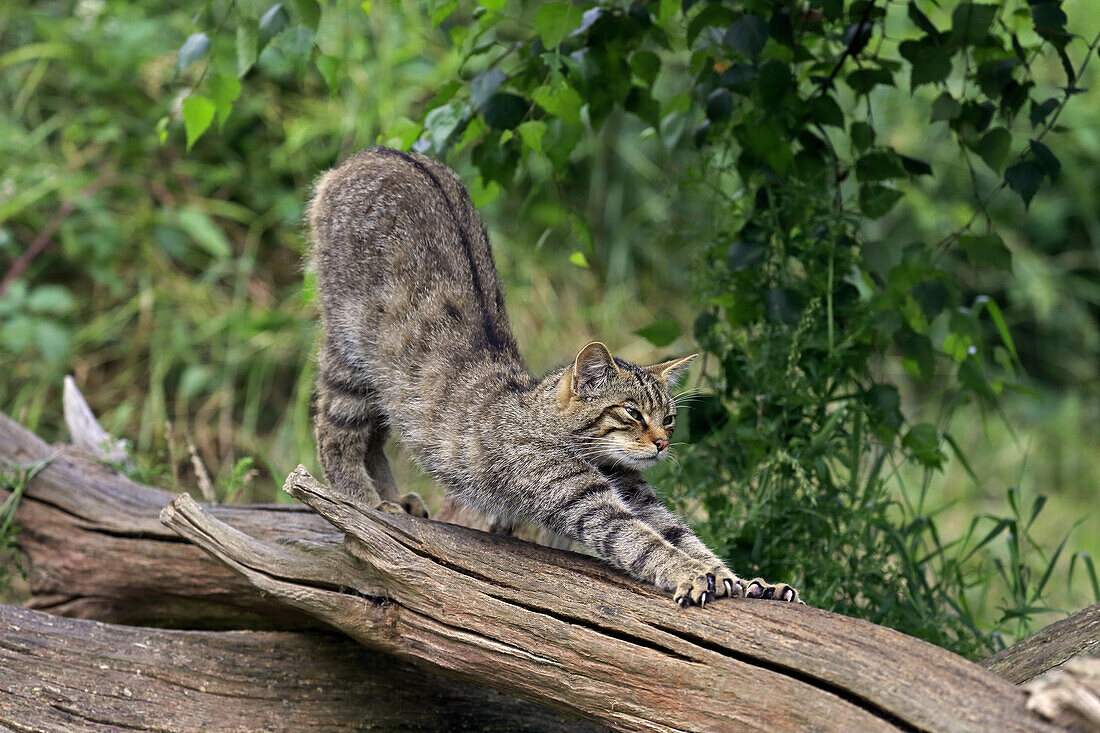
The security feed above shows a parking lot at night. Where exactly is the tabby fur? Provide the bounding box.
[308,147,800,606]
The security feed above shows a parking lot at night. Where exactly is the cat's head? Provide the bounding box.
[556,342,695,471]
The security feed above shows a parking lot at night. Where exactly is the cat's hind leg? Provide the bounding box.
[365,422,428,517]
[315,361,425,517]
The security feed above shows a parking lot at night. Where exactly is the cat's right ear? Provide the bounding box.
[560,342,619,403]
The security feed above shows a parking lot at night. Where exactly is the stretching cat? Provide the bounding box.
[308,147,800,607]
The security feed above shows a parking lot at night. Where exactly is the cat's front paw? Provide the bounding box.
[672,566,716,608]
[735,577,804,604]
[672,564,743,607]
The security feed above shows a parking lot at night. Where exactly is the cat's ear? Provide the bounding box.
[570,342,620,396]
[646,354,696,386]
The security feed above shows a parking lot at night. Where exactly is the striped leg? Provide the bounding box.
[611,473,802,604]
[547,473,724,606]
[315,361,427,516]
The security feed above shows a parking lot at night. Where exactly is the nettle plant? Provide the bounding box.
[171,0,1098,655]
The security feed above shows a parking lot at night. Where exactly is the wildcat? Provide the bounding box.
[308,147,800,607]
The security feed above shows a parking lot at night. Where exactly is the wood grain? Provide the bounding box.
[0,603,605,732]
[156,465,1057,733]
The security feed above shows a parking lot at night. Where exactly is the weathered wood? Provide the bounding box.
[0,602,605,733]
[157,465,1056,733]
[981,603,1100,684]
[1,410,334,628]
[62,374,130,466]
[1023,657,1100,731]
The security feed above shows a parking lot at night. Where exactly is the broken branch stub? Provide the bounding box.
[159,466,1055,733]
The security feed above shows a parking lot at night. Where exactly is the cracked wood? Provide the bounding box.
[157,465,1056,733]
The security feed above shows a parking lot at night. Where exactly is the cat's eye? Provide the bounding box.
[662,415,675,427]
[624,407,643,423]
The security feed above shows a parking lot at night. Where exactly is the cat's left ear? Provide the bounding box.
[646,354,697,386]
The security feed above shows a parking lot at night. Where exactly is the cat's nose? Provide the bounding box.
[654,437,669,452]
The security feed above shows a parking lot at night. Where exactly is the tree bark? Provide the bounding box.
[1,411,332,629]
[153,465,1055,733]
[0,602,605,732]
[0,409,1078,732]
[981,603,1100,684]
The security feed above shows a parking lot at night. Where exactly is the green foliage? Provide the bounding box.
[0,455,54,595]
[380,0,1095,654]
[1,0,1097,657]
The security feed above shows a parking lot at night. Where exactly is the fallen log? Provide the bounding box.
[0,409,1082,731]
[0,410,331,629]
[153,464,1054,733]
[0,602,604,732]
[981,602,1100,684]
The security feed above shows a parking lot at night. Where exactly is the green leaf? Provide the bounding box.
[431,0,457,26]
[517,120,546,153]
[176,208,231,259]
[470,68,505,111]
[846,67,893,95]
[983,298,1019,363]
[1031,3,1067,34]
[687,4,735,46]
[182,95,216,150]
[315,55,339,95]
[808,95,844,128]
[850,121,874,152]
[533,79,582,126]
[630,50,660,86]
[855,151,906,182]
[1029,97,1058,128]
[931,92,961,122]
[859,184,903,218]
[26,285,74,315]
[737,123,792,176]
[481,93,528,130]
[725,14,768,59]
[706,88,733,122]
[626,87,661,128]
[757,59,792,109]
[902,423,945,468]
[208,73,242,129]
[943,332,972,362]
[470,176,501,208]
[422,103,463,151]
[382,117,423,150]
[569,251,589,268]
[236,22,258,77]
[259,4,290,46]
[1029,139,1061,181]
[958,232,1011,271]
[292,0,321,30]
[636,319,682,347]
[950,3,996,46]
[35,320,70,363]
[907,2,939,36]
[1004,160,1044,207]
[533,2,584,48]
[974,127,1011,172]
[900,40,952,89]
[898,330,935,381]
[177,33,210,72]
[899,155,933,176]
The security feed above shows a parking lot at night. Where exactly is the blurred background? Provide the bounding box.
[0,0,1096,654]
